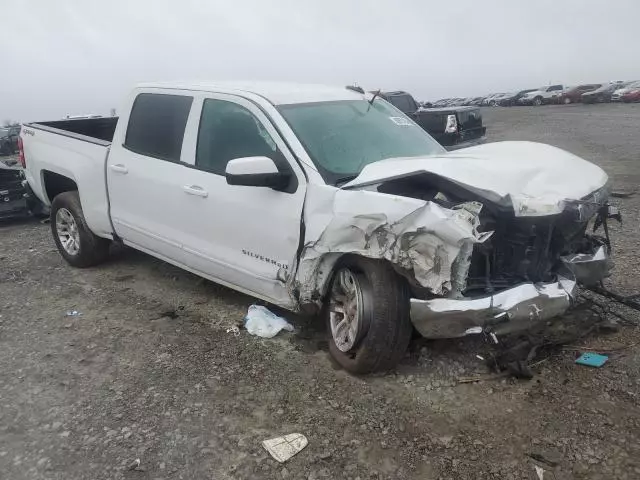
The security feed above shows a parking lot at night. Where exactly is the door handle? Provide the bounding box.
[183,185,208,198]
[109,164,128,174]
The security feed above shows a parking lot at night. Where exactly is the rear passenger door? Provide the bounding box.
[107,91,195,264]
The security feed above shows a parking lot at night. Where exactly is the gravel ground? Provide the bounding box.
[1,103,640,479]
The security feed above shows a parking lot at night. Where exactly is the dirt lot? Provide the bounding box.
[2,103,640,480]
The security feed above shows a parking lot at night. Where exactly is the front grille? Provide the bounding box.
[465,213,589,294]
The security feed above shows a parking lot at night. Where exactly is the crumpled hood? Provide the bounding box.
[343,141,609,216]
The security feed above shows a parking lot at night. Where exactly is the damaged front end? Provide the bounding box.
[408,185,618,338]
[291,141,618,340]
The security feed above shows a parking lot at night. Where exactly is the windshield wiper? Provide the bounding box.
[334,174,359,187]
[367,89,381,111]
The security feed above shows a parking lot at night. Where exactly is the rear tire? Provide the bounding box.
[324,257,412,374]
[564,97,572,104]
[51,191,110,268]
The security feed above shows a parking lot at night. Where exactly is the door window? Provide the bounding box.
[195,99,280,175]
[124,93,193,162]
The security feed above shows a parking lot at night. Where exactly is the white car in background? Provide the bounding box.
[517,85,564,106]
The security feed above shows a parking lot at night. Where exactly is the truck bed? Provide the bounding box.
[21,117,117,237]
[33,117,118,144]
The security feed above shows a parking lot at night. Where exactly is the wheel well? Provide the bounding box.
[316,254,405,301]
[42,171,77,203]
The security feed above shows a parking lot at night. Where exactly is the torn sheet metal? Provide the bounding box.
[561,245,612,286]
[292,185,491,304]
[410,276,577,338]
[342,141,609,217]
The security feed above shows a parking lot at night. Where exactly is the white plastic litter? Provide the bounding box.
[262,433,308,463]
[244,305,294,338]
[534,465,545,480]
[225,326,241,337]
[66,310,82,317]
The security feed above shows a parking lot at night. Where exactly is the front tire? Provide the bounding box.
[51,191,110,268]
[533,96,543,106]
[564,97,572,104]
[325,257,412,374]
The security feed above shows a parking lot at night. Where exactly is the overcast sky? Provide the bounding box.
[2,0,639,122]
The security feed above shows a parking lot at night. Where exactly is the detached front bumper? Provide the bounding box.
[410,243,612,338]
[410,277,577,338]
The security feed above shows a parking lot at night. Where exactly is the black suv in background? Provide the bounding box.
[378,91,486,150]
[0,126,20,155]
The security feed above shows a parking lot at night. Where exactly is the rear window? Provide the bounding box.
[387,95,415,113]
[124,93,193,162]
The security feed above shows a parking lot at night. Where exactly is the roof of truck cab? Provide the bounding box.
[137,81,367,105]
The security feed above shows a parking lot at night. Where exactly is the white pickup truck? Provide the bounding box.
[20,82,615,373]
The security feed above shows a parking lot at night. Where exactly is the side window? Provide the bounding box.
[124,93,193,162]
[196,99,280,175]
[548,85,563,91]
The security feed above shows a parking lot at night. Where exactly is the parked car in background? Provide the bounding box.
[581,82,624,104]
[622,87,640,103]
[517,85,564,106]
[482,93,505,106]
[431,99,449,108]
[378,90,486,149]
[0,155,28,219]
[612,81,640,101]
[0,126,20,156]
[558,84,601,104]
[497,89,536,106]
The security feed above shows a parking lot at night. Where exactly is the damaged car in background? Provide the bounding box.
[20,82,617,374]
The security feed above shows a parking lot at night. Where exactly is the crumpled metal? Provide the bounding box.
[410,276,577,338]
[561,245,612,286]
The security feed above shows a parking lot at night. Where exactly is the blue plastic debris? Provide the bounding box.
[575,352,608,367]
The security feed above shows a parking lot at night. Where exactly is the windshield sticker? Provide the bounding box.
[389,116,413,126]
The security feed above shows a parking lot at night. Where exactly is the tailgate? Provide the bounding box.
[456,108,485,140]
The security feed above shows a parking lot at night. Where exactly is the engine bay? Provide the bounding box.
[376,173,614,297]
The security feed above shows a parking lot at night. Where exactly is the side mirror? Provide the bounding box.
[225,156,290,190]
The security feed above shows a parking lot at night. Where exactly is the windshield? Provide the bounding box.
[278,99,445,184]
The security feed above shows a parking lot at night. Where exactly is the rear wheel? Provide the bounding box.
[325,257,412,374]
[564,97,572,104]
[51,191,110,267]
